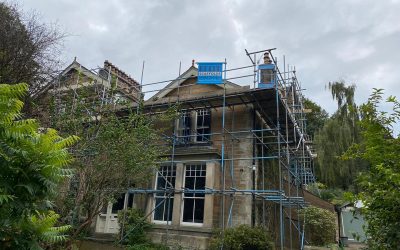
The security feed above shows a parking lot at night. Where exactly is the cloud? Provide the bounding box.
[19,0,400,117]
[336,41,375,62]
[88,22,108,33]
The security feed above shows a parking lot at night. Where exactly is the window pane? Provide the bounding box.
[194,199,205,223]
[168,176,176,188]
[127,193,134,208]
[177,111,191,144]
[195,175,206,189]
[156,177,166,190]
[165,197,174,221]
[196,109,210,142]
[185,176,195,189]
[154,198,165,221]
[183,198,194,222]
[195,177,206,198]
[112,194,125,213]
[154,165,176,222]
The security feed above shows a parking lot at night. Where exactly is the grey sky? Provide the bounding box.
[20,0,400,116]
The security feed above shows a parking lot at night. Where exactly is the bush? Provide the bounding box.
[118,208,171,250]
[299,206,336,246]
[209,224,274,250]
[118,208,152,245]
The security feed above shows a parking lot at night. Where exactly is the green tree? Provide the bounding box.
[303,98,329,138]
[0,83,78,249]
[314,81,367,189]
[342,89,400,249]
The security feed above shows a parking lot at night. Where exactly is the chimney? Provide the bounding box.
[263,52,272,64]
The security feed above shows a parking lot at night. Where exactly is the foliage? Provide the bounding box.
[29,211,71,249]
[44,76,175,239]
[299,206,336,246]
[304,98,329,138]
[342,89,400,249]
[0,2,64,96]
[314,81,367,189]
[307,182,345,205]
[117,208,152,245]
[209,224,274,250]
[118,208,171,250]
[328,81,356,118]
[0,83,77,249]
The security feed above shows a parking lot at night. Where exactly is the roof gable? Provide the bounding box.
[151,66,240,100]
[32,59,107,99]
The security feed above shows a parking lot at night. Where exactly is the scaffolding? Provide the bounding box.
[119,48,316,250]
[44,49,316,249]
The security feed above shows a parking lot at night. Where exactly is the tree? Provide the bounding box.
[0,2,64,96]
[342,89,400,249]
[303,98,329,138]
[314,81,367,189]
[44,79,175,240]
[0,83,78,249]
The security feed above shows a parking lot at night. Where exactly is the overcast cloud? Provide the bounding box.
[18,0,400,116]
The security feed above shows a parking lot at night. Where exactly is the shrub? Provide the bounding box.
[117,208,152,245]
[118,208,172,250]
[209,224,274,250]
[299,206,336,246]
[0,83,77,248]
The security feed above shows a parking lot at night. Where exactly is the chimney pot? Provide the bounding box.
[263,53,272,64]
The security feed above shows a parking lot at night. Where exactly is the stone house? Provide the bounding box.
[33,57,334,249]
[100,61,333,249]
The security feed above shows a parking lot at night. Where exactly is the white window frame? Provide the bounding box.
[153,165,176,224]
[180,163,206,226]
[194,109,211,143]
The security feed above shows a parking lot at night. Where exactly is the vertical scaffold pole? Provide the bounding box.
[284,55,293,250]
[220,59,227,249]
[228,104,235,227]
[138,61,145,113]
[274,54,284,250]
